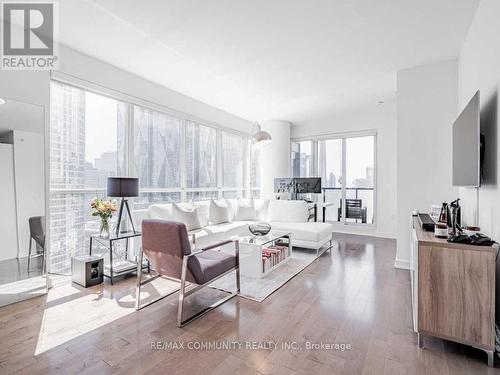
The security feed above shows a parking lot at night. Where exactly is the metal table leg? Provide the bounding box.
[109,239,113,285]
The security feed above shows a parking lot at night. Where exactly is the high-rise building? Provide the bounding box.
[319,141,326,183]
[49,83,86,274]
[94,152,118,174]
[49,84,127,274]
[329,172,336,188]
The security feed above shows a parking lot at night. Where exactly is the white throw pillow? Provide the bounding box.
[254,199,270,221]
[149,203,173,220]
[235,199,257,221]
[171,200,201,231]
[225,199,238,220]
[193,200,210,227]
[209,199,230,225]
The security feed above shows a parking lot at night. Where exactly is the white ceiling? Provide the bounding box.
[58,0,480,124]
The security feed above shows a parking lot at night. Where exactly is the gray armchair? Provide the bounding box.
[135,219,240,327]
[28,216,46,273]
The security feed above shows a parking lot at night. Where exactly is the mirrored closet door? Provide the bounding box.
[0,97,48,307]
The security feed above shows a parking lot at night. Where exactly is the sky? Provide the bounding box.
[316,136,374,185]
[84,92,118,165]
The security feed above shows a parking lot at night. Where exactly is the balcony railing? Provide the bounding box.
[319,187,375,223]
[320,187,374,201]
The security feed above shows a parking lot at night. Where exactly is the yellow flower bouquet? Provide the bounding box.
[90,197,117,236]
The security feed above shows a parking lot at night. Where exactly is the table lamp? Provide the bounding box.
[107,177,139,235]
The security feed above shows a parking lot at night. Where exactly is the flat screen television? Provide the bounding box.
[274,177,322,194]
[294,177,322,194]
[452,90,481,187]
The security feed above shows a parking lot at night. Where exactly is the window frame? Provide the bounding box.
[49,77,254,274]
[50,77,252,202]
[291,130,377,227]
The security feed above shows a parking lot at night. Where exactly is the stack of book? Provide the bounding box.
[261,245,290,272]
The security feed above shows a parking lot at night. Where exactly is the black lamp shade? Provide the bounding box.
[107,177,139,198]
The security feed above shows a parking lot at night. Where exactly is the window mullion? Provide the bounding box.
[341,138,347,225]
[180,119,186,202]
[243,137,249,198]
[312,140,318,177]
[217,129,223,199]
[127,104,135,178]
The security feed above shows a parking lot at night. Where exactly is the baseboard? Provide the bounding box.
[394,258,410,270]
[331,228,397,240]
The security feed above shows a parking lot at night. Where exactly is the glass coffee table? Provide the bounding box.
[234,231,292,278]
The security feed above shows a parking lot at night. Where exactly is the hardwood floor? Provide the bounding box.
[0,233,497,374]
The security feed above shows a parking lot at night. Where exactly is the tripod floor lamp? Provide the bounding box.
[107,177,139,236]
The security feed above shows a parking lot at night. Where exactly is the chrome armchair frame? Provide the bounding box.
[135,239,240,328]
[317,235,334,257]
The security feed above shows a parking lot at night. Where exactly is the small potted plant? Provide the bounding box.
[90,197,117,237]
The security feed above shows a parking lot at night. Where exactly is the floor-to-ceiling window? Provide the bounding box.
[250,142,261,198]
[50,82,128,273]
[221,131,244,198]
[345,136,375,224]
[291,133,376,225]
[50,81,252,274]
[133,106,182,208]
[291,140,313,177]
[317,139,343,222]
[185,121,219,201]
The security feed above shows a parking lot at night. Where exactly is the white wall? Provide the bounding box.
[458,0,500,241]
[0,144,18,261]
[260,120,291,198]
[291,98,397,238]
[13,131,45,257]
[396,60,459,268]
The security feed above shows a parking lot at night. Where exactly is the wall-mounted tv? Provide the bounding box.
[452,90,482,187]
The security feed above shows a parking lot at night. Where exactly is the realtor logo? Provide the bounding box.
[1,1,59,69]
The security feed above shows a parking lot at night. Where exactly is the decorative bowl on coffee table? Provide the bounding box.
[248,222,271,236]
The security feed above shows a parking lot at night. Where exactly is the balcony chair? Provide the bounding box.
[337,199,367,223]
[27,216,46,273]
[135,219,240,327]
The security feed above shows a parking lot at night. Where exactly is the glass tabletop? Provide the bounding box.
[236,230,290,246]
[90,231,142,243]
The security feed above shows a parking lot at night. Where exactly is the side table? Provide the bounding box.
[89,231,150,285]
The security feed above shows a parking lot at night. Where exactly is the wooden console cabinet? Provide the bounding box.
[410,217,497,366]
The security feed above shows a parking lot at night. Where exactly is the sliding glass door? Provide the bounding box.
[317,139,342,222]
[345,136,374,224]
[292,133,375,225]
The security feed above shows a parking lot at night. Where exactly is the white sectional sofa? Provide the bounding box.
[133,199,333,254]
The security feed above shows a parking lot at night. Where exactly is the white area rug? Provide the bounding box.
[211,249,319,302]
